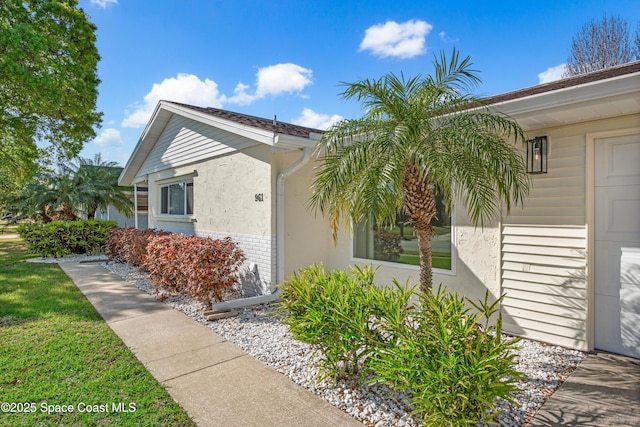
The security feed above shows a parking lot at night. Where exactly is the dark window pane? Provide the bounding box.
[160,186,168,214]
[186,183,194,215]
[168,183,185,215]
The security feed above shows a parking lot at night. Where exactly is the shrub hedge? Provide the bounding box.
[143,234,245,309]
[277,265,523,426]
[105,227,169,267]
[106,228,246,309]
[17,220,118,257]
[276,264,415,382]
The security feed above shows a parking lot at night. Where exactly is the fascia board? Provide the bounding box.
[273,133,318,149]
[491,73,640,118]
[119,103,172,186]
[119,100,281,186]
[161,102,275,145]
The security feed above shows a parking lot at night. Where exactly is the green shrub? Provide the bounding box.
[17,220,117,257]
[278,265,523,425]
[276,264,414,382]
[369,288,523,426]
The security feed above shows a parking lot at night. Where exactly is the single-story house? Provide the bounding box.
[119,61,640,358]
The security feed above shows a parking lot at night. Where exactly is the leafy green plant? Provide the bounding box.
[369,287,523,426]
[276,264,414,382]
[17,220,117,257]
[278,264,522,425]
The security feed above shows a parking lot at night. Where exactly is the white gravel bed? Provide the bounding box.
[92,258,585,427]
[27,253,109,263]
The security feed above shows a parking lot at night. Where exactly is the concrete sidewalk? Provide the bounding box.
[59,262,361,427]
[528,351,640,426]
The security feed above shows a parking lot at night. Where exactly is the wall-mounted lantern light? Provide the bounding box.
[526,136,548,174]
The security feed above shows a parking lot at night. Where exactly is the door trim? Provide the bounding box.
[586,127,640,352]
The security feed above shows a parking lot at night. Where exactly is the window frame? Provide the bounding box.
[158,180,194,218]
[350,207,457,276]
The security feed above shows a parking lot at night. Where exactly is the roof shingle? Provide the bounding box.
[483,60,640,105]
[166,101,324,138]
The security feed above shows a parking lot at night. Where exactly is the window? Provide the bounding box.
[353,193,452,271]
[160,182,193,215]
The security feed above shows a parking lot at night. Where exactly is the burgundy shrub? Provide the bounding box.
[144,234,245,309]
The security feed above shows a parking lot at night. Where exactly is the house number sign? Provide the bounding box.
[255,193,264,202]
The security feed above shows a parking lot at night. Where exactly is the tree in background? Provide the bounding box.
[309,49,530,292]
[0,0,102,188]
[564,14,639,77]
[0,131,43,211]
[69,154,134,219]
[14,155,133,223]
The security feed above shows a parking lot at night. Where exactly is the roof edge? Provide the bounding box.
[483,60,640,105]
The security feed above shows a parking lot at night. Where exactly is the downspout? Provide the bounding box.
[133,184,138,228]
[209,144,313,314]
[276,146,313,284]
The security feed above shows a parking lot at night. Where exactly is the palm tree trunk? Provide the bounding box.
[415,227,433,292]
[61,201,77,221]
[402,163,437,293]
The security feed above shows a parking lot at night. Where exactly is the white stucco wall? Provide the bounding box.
[146,145,276,286]
[273,152,333,280]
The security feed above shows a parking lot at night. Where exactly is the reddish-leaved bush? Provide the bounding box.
[144,234,245,309]
[105,227,128,263]
[106,227,169,268]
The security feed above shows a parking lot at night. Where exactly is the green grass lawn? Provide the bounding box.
[383,224,451,239]
[0,239,195,426]
[0,220,19,235]
[398,250,452,269]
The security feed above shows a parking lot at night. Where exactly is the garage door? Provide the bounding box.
[594,134,640,358]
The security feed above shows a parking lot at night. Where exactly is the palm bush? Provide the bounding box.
[309,49,530,292]
[13,154,132,222]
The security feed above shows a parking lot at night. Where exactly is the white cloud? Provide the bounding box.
[255,63,313,97]
[538,63,567,84]
[227,82,255,106]
[93,128,122,147]
[123,64,313,127]
[292,108,343,130]
[227,63,313,105]
[122,73,226,128]
[360,19,432,59]
[90,0,117,8]
[438,31,457,43]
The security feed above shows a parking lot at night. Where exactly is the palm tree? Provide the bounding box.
[14,170,84,222]
[69,154,133,219]
[15,154,133,222]
[309,49,530,292]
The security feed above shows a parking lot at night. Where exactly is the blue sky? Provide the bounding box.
[78,0,639,166]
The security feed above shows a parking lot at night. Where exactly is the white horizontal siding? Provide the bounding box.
[139,115,259,176]
[508,135,585,226]
[501,225,588,351]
